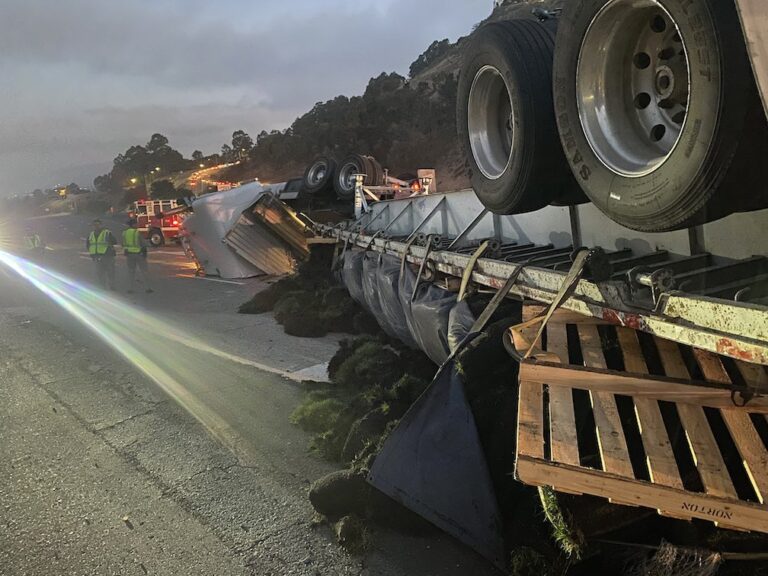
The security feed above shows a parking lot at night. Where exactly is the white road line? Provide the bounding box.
[152,250,183,255]
[177,275,245,285]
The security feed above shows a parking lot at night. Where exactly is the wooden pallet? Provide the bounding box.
[515,304,768,533]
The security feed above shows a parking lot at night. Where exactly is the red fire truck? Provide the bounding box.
[130,199,184,246]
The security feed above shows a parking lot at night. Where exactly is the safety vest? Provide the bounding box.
[122,228,142,254]
[24,234,41,249]
[88,229,111,255]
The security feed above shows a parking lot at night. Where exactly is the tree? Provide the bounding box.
[231,130,254,159]
[65,183,82,196]
[121,187,145,207]
[192,150,204,162]
[150,179,177,199]
[94,173,122,195]
[221,144,234,162]
[146,133,170,153]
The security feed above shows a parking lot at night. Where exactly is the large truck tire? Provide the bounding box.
[303,156,336,194]
[363,156,384,187]
[553,0,755,232]
[457,19,583,215]
[335,154,379,199]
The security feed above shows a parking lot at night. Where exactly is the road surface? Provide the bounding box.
[0,213,495,576]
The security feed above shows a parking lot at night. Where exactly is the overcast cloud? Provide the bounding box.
[0,0,489,193]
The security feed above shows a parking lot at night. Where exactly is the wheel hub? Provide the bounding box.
[308,163,327,185]
[577,0,690,177]
[655,66,675,99]
[339,164,356,190]
[467,65,515,180]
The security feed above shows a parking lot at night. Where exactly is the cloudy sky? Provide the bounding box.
[0,0,489,194]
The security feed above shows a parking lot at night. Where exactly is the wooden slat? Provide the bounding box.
[655,338,739,500]
[546,323,580,466]
[616,328,682,489]
[517,383,545,459]
[519,362,768,412]
[517,318,545,460]
[694,349,768,505]
[577,325,634,478]
[516,456,768,533]
[736,363,768,426]
[735,360,768,393]
[522,304,609,325]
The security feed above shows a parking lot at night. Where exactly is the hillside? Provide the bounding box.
[218,0,562,192]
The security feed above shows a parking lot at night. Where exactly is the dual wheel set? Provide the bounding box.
[303,154,386,200]
[459,0,766,232]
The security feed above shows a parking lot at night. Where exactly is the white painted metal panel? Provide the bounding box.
[736,0,768,118]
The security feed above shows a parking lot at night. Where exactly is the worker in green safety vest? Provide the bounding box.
[122,218,153,294]
[86,219,117,290]
[23,227,44,258]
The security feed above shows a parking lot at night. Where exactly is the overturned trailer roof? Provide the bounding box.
[182,182,308,279]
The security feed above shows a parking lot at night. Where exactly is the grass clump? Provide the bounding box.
[290,392,346,434]
[238,276,299,314]
[538,486,585,560]
[239,245,375,338]
[333,342,404,389]
[291,336,434,464]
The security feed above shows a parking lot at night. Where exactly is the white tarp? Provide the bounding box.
[181,182,267,279]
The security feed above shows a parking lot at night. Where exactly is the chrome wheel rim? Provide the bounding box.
[468,65,515,180]
[338,163,357,191]
[307,162,327,186]
[577,0,690,177]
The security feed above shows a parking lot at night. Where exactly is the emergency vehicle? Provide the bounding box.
[130,199,183,246]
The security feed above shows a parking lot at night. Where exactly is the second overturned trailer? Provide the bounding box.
[180,182,310,279]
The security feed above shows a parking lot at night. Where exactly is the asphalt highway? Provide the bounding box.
[0,213,495,576]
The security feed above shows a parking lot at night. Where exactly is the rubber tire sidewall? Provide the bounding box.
[554,0,751,231]
[335,155,365,199]
[303,156,335,194]
[458,23,537,214]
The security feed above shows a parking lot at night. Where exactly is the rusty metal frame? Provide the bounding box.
[324,227,768,366]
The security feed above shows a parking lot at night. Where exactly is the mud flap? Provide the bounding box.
[368,358,505,568]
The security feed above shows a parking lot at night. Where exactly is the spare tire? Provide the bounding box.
[303,156,336,194]
[457,19,583,215]
[553,0,755,231]
[335,154,371,199]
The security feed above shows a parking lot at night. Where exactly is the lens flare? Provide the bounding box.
[0,249,292,453]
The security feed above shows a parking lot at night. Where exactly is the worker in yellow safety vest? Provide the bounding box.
[23,228,44,258]
[122,218,153,294]
[86,219,117,290]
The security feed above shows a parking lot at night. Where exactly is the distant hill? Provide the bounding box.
[220,0,562,192]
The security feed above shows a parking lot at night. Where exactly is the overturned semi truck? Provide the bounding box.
[310,0,768,568]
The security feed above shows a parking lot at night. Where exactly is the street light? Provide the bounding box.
[130,177,138,185]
